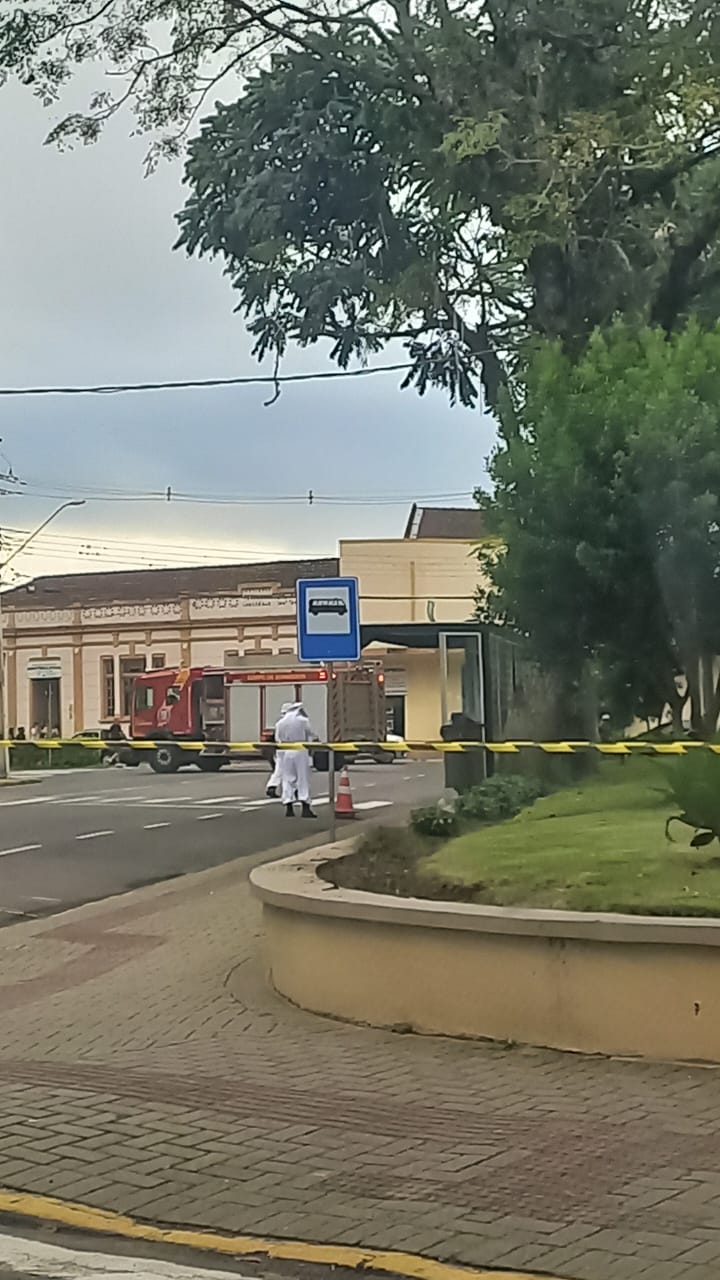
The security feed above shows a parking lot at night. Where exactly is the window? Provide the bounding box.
[119,656,146,718]
[101,657,115,719]
[151,653,166,669]
[134,684,155,712]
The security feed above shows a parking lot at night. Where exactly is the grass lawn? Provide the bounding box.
[421,758,720,916]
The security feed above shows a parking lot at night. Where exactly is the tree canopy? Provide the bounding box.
[3,1,720,404]
[477,321,720,732]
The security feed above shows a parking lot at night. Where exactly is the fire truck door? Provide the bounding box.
[300,683,328,738]
[264,684,297,732]
[228,683,261,743]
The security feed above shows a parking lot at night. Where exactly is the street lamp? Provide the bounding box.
[0,500,86,777]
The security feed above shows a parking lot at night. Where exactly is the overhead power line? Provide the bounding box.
[0,364,412,398]
[8,478,475,507]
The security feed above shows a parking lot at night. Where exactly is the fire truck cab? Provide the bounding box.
[128,661,388,773]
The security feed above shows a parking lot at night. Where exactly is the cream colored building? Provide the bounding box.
[1,506,486,740]
[1,558,336,735]
[340,505,487,738]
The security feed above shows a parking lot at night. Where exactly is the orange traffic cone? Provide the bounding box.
[335,767,356,819]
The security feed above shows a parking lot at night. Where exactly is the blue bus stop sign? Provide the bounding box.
[296,577,361,663]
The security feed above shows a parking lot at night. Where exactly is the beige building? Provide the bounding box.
[341,505,487,738]
[0,506,486,740]
[1,558,336,735]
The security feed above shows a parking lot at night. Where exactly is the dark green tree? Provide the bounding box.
[477,322,720,733]
[3,1,720,404]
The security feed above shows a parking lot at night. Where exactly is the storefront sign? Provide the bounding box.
[27,659,62,681]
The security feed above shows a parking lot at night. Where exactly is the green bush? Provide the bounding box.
[8,742,101,770]
[456,773,544,823]
[410,803,461,838]
[666,749,720,846]
[411,774,543,840]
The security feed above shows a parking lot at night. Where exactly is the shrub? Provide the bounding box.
[8,742,100,770]
[666,750,720,846]
[456,773,543,824]
[410,803,461,838]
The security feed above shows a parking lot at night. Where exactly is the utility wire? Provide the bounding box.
[0,364,412,398]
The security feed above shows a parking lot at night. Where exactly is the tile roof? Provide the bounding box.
[1,557,339,610]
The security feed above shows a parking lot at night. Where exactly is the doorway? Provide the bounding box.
[31,677,61,735]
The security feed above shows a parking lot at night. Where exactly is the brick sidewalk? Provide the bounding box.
[0,852,719,1280]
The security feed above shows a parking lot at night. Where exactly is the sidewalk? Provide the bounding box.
[0,848,719,1280]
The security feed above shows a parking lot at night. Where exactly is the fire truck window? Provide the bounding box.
[134,685,155,712]
[203,674,224,700]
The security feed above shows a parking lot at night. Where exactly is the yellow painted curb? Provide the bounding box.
[0,1188,557,1280]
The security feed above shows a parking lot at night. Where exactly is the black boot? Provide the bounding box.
[285,803,295,817]
[301,802,317,818]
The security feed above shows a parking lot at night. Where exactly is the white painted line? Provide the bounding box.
[196,812,222,821]
[197,795,246,804]
[30,895,61,903]
[0,795,58,808]
[143,822,171,830]
[75,830,114,841]
[403,774,414,780]
[0,844,42,857]
[354,800,393,810]
[0,906,31,916]
[0,1229,263,1278]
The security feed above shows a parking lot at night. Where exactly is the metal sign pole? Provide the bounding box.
[327,662,336,844]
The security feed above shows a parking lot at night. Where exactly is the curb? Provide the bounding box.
[0,1188,558,1280]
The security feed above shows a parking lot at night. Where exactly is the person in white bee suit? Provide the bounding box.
[266,702,292,798]
[274,701,318,818]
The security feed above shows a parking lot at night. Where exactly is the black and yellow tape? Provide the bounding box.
[1,737,717,754]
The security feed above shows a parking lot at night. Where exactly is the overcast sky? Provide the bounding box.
[0,76,496,582]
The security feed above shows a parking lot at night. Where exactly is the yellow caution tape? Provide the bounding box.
[1,737,718,754]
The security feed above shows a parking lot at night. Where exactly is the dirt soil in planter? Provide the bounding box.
[318,825,492,903]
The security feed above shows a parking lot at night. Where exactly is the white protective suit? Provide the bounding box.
[267,702,293,794]
[274,703,317,805]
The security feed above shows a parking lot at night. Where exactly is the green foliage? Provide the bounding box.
[4,2,720,405]
[456,774,544,824]
[411,773,542,837]
[477,321,720,731]
[665,750,720,847]
[8,742,100,770]
[410,803,461,839]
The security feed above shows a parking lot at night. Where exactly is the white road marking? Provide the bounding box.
[403,774,414,780]
[197,795,246,804]
[0,843,42,857]
[143,822,171,830]
[0,1229,263,1278]
[30,895,61,902]
[75,830,114,841]
[0,795,58,808]
[354,800,393,810]
[196,812,222,820]
[0,906,32,916]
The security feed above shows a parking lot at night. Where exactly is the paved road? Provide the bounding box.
[0,761,442,924]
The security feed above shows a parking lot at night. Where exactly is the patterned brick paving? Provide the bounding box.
[0,853,719,1279]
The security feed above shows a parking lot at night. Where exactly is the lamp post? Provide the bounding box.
[0,500,86,777]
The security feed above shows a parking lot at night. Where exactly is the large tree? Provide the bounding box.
[3,2,720,405]
[477,321,720,733]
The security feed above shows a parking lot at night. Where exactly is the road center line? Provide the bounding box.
[75,830,114,841]
[0,844,42,857]
[196,813,222,821]
[143,822,170,830]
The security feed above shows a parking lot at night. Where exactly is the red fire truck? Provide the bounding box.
[125,660,389,773]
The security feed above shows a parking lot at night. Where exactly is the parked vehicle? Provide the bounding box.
[126,660,388,773]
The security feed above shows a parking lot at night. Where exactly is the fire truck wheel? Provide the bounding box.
[198,757,223,772]
[149,743,181,774]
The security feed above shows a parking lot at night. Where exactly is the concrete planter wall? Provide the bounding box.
[250,842,720,1062]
